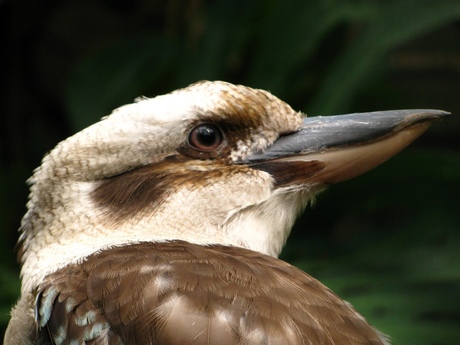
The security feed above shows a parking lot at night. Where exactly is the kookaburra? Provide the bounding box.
[5,81,448,345]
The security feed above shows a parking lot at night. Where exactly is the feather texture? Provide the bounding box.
[35,241,387,345]
[7,82,444,345]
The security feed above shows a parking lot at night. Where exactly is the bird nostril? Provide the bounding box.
[188,123,223,152]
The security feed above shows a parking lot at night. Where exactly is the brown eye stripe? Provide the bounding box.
[91,155,251,226]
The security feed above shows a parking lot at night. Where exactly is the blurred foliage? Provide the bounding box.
[1,0,460,343]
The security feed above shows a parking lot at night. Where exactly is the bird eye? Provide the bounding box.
[188,123,223,151]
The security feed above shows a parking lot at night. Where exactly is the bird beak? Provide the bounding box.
[247,109,449,186]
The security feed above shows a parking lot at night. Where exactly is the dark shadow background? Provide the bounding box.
[1,1,460,343]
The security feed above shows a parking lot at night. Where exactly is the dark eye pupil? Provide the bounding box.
[188,123,223,151]
[196,126,216,146]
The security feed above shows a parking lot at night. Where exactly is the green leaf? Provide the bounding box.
[310,0,460,115]
[246,0,374,96]
[65,34,179,131]
[175,0,257,85]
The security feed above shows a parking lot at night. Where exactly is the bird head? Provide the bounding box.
[17,81,448,294]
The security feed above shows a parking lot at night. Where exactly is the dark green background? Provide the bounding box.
[2,1,460,343]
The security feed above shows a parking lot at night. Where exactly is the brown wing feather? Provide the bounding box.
[35,241,386,345]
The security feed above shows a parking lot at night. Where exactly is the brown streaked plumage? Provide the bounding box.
[4,81,449,344]
[36,242,385,345]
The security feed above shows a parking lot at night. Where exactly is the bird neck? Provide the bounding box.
[18,170,318,295]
